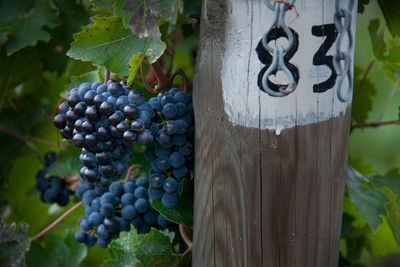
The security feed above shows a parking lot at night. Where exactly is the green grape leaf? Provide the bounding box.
[358,0,370,13]
[377,0,400,38]
[47,146,81,177]
[368,19,386,60]
[67,16,165,79]
[177,249,192,267]
[0,0,60,55]
[380,39,400,78]
[92,0,116,16]
[26,229,86,267]
[148,0,183,24]
[370,169,400,195]
[114,0,183,37]
[115,0,161,39]
[152,179,193,228]
[348,157,376,176]
[351,65,377,124]
[127,54,145,86]
[0,47,43,111]
[135,228,179,267]
[0,32,8,45]
[102,226,141,267]
[347,166,389,233]
[0,221,30,267]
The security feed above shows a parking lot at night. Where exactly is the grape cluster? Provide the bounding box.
[53,81,157,187]
[53,80,194,247]
[145,88,194,208]
[74,178,172,248]
[35,152,73,206]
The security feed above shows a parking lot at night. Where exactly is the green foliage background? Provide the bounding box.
[0,0,399,266]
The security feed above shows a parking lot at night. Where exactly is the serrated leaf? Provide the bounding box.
[0,221,30,267]
[67,16,166,77]
[0,0,60,55]
[347,166,389,233]
[0,46,43,111]
[115,0,160,39]
[127,54,145,87]
[148,0,183,25]
[348,157,375,176]
[368,19,386,60]
[380,39,400,78]
[102,226,141,267]
[92,0,116,16]
[152,179,193,228]
[352,65,376,124]
[377,0,400,38]
[371,169,400,195]
[135,228,179,267]
[26,229,86,267]
[47,145,81,177]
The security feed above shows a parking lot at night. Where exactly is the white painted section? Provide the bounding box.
[221,0,357,131]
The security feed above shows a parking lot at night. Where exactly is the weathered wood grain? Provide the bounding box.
[192,0,355,266]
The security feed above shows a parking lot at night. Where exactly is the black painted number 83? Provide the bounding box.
[256,23,339,95]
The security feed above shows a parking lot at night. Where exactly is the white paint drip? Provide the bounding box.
[221,0,357,131]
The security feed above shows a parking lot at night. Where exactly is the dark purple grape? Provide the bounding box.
[53,114,67,129]
[84,90,97,105]
[122,130,136,147]
[68,94,81,108]
[85,106,98,121]
[74,102,87,117]
[82,121,94,133]
[100,102,114,116]
[123,104,139,120]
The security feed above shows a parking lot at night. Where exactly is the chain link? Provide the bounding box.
[261,1,297,97]
[333,0,355,102]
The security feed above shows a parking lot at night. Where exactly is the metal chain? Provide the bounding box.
[333,0,355,102]
[261,1,297,97]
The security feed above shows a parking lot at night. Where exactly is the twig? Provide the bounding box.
[104,70,110,85]
[29,137,64,148]
[353,120,398,129]
[378,79,400,122]
[151,59,170,91]
[0,125,38,151]
[140,63,157,93]
[354,58,376,99]
[30,201,83,241]
[179,224,193,248]
[170,69,189,93]
[124,165,136,183]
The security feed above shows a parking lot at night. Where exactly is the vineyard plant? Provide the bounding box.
[0,0,399,266]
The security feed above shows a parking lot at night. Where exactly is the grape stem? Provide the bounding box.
[170,69,188,93]
[354,58,376,100]
[353,120,398,129]
[104,70,110,85]
[28,136,64,148]
[179,224,193,248]
[151,59,170,91]
[378,78,400,122]
[30,201,83,242]
[124,165,136,183]
[0,125,38,151]
[140,63,157,93]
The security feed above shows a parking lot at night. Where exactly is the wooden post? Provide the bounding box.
[192,0,357,266]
